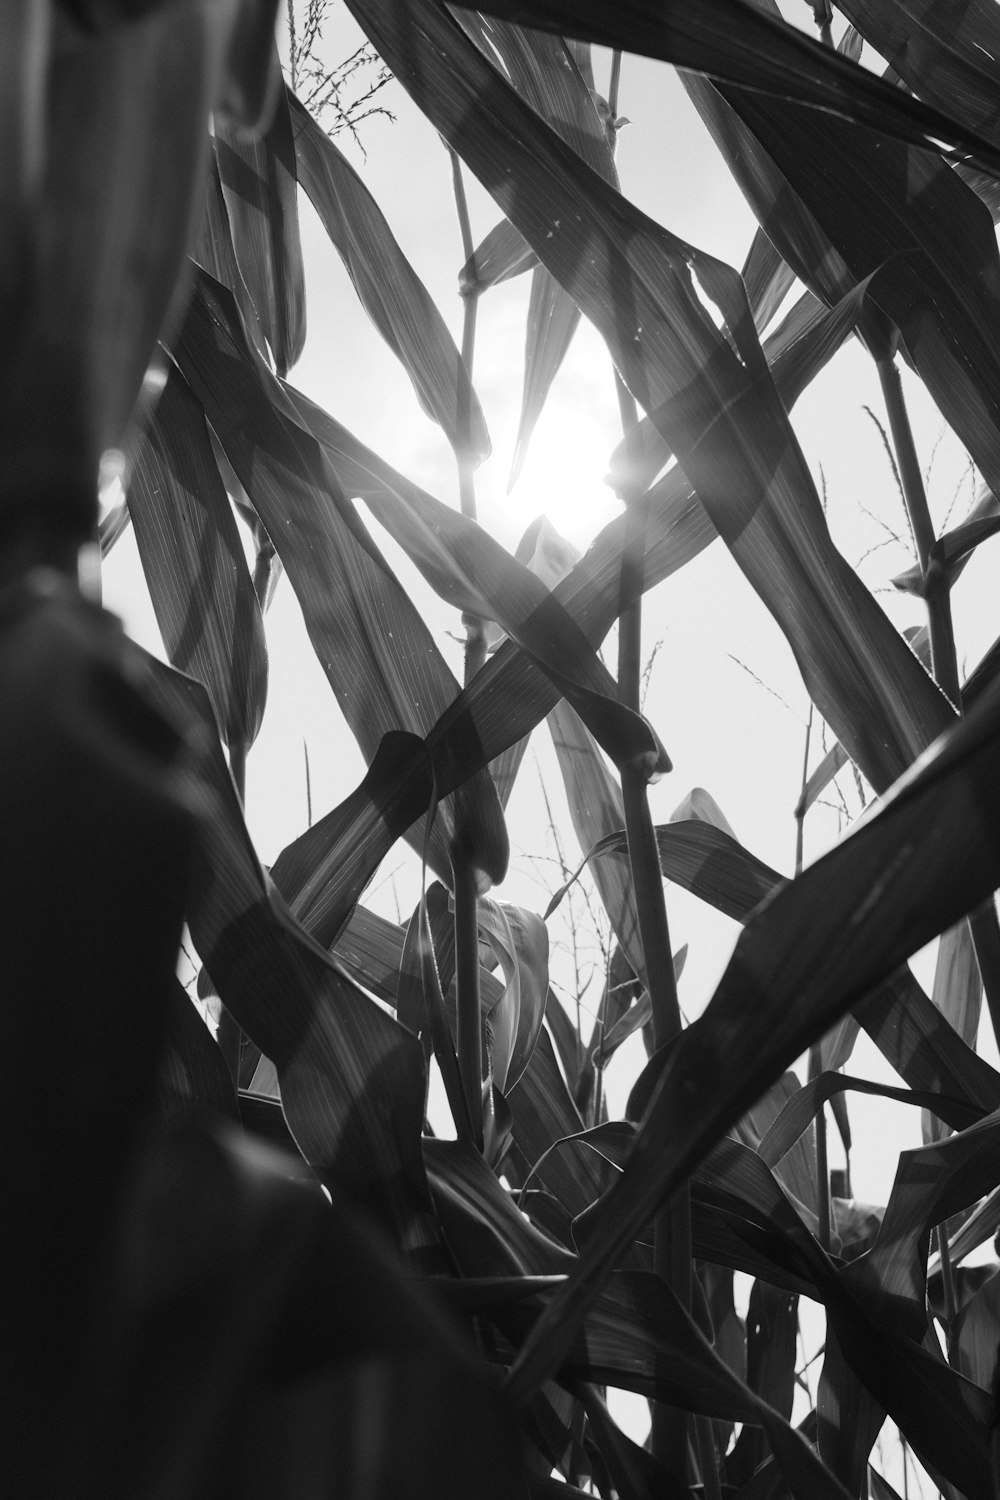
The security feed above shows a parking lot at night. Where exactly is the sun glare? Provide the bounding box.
[481,401,623,550]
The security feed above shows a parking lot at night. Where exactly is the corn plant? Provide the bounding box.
[7,1,1000,1497]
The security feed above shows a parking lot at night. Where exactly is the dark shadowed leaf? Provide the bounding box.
[159,977,238,1124]
[128,365,267,758]
[215,71,305,377]
[546,819,784,927]
[924,922,982,1142]
[2,2,255,538]
[953,1269,1000,1388]
[458,0,1000,170]
[142,658,431,1239]
[288,89,489,463]
[477,897,550,1091]
[708,75,1000,504]
[837,0,1000,149]
[758,1071,983,1170]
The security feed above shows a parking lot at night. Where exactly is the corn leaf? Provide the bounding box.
[170,268,508,889]
[709,79,1000,503]
[460,0,1000,171]
[142,658,431,1238]
[510,268,582,490]
[193,153,271,361]
[758,1072,983,1169]
[159,977,239,1123]
[215,70,305,377]
[545,819,784,927]
[953,1271,1000,1387]
[288,89,489,463]
[548,701,644,985]
[2,1,246,534]
[924,922,982,1142]
[349,0,954,797]
[837,0,1000,149]
[462,217,538,294]
[281,384,666,775]
[452,18,616,486]
[0,582,198,1497]
[128,364,267,759]
[509,679,1000,1477]
[269,732,437,947]
[477,897,550,1091]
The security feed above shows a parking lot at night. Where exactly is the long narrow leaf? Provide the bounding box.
[128,365,267,757]
[288,89,489,463]
[215,70,305,376]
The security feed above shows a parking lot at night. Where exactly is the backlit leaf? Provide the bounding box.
[215,70,305,377]
[288,89,489,463]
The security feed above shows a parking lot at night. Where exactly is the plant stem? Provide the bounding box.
[875,355,959,706]
[875,355,1000,1040]
[614,369,690,1475]
[936,1224,958,1363]
[452,853,484,1152]
[808,1044,831,1251]
[446,145,487,1150]
[449,146,489,682]
[218,740,248,1086]
[696,1415,724,1500]
[795,703,813,878]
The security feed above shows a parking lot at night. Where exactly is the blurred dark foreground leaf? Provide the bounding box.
[0,576,197,1497]
[83,1122,528,1499]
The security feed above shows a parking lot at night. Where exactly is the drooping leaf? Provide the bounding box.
[757,1071,983,1170]
[287,89,489,464]
[546,819,784,927]
[128,364,267,759]
[214,68,305,377]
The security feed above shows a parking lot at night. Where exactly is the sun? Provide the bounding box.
[478,396,625,553]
